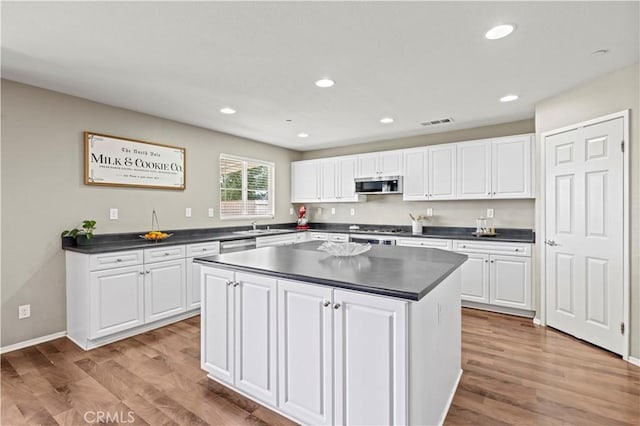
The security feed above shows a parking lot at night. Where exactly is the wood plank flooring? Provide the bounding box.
[2,309,639,425]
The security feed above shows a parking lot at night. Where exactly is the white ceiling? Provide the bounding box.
[2,1,638,151]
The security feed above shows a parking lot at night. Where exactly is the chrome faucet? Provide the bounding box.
[251,221,257,230]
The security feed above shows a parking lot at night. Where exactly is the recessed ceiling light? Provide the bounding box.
[380,117,394,124]
[485,24,515,40]
[499,94,519,102]
[315,78,335,88]
[220,107,236,114]
[297,133,309,138]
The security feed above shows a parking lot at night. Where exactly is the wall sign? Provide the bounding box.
[85,132,186,190]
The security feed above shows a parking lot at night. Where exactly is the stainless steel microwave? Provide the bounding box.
[354,176,403,194]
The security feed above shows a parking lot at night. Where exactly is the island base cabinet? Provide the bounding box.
[201,267,278,406]
[334,289,407,426]
[89,265,145,339]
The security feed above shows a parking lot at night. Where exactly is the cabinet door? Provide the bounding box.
[490,255,532,309]
[492,135,532,198]
[291,160,321,202]
[201,267,235,385]
[320,159,337,201]
[334,289,407,426]
[90,265,144,339]
[234,272,278,405]
[278,280,333,426]
[379,150,403,175]
[186,258,201,310]
[402,149,428,201]
[458,252,490,303]
[457,140,491,199]
[336,156,358,200]
[144,259,186,323]
[356,153,378,177]
[429,144,457,199]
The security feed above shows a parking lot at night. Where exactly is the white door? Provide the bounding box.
[291,160,321,202]
[144,259,186,323]
[234,272,278,405]
[337,156,358,200]
[321,159,337,201]
[356,153,378,177]
[201,267,235,385]
[278,280,333,426]
[492,135,532,198]
[490,255,531,310]
[429,144,457,199]
[379,150,403,175]
[334,289,407,426]
[458,252,490,304]
[90,265,144,338]
[457,140,492,199]
[402,149,427,201]
[545,117,624,355]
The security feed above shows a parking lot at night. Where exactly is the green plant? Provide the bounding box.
[61,220,97,240]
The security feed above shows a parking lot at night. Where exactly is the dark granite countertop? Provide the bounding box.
[194,241,467,301]
[62,223,534,254]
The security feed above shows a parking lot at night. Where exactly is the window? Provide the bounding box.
[220,154,274,219]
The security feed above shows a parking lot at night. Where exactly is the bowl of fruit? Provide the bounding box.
[140,230,172,241]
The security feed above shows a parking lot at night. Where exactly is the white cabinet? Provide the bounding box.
[256,232,305,248]
[89,264,144,339]
[453,240,532,310]
[201,268,278,405]
[457,134,533,199]
[356,150,402,177]
[277,280,333,426]
[396,237,453,250]
[328,233,349,243]
[186,242,220,310]
[291,160,321,202]
[144,258,186,323]
[307,231,328,241]
[403,145,456,201]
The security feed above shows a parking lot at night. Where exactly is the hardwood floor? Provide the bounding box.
[2,309,638,425]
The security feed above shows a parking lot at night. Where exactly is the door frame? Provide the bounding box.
[537,109,630,360]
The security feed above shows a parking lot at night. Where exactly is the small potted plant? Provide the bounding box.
[61,220,97,246]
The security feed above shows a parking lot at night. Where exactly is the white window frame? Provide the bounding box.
[219,154,275,220]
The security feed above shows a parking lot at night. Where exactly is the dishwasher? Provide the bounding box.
[220,238,257,253]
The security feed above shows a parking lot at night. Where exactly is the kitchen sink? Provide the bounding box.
[233,229,292,235]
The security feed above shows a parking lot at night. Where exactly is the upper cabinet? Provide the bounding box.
[292,155,363,203]
[403,145,456,201]
[457,134,533,199]
[356,150,403,178]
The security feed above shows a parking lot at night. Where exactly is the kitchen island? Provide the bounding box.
[195,241,467,426]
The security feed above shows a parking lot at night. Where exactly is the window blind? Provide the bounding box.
[220,154,274,218]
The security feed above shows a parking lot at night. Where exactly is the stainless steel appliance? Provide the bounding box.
[354,176,403,194]
[220,238,256,253]
[349,234,397,245]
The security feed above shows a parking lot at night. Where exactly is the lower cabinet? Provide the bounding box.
[201,267,278,405]
[458,252,490,304]
[489,255,532,309]
[144,259,186,323]
[256,232,306,247]
[202,267,412,426]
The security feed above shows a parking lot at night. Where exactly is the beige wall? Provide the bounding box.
[0,80,302,347]
[534,63,640,358]
[300,120,536,229]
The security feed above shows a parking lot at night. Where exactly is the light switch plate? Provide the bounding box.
[109,208,118,220]
[350,208,355,216]
[208,208,214,217]
[185,207,192,217]
[317,207,322,215]
[289,207,294,215]
[331,207,336,215]
[487,208,494,218]
[426,208,433,217]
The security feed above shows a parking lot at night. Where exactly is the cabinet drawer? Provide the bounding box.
[144,245,186,263]
[453,240,531,257]
[397,238,452,250]
[308,232,328,241]
[328,233,349,243]
[186,241,220,257]
[89,250,143,271]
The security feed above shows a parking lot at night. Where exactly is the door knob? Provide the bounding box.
[544,239,558,246]
[333,303,341,310]
[323,301,331,307]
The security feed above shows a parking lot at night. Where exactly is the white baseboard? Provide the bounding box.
[533,316,544,326]
[0,331,67,354]
[437,368,463,426]
[628,356,640,367]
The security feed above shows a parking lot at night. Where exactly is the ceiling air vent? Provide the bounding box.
[420,118,454,127]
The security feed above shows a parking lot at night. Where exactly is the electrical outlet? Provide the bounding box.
[185,207,192,217]
[109,208,118,220]
[289,207,294,215]
[426,208,433,217]
[487,208,494,218]
[317,207,322,215]
[331,207,336,215]
[208,208,214,217]
[350,208,355,216]
[18,304,30,319]
[437,302,443,325]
